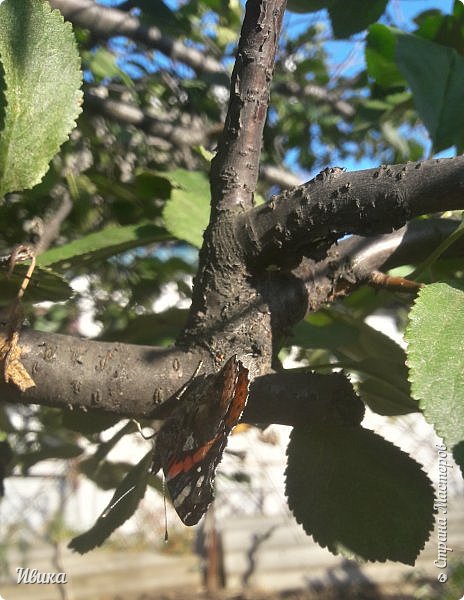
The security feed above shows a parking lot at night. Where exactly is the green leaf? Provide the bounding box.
[367,26,464,149]
[415,3,464,54]
[285,426,434,564]
[357,369,418,415]
[135,171,172,201]
[329,0,388,39]
[324,357,418,415]
[292,311,358,349]
[162,169,210,249]
[366,25,407,88]
[396,33,464,151]
[0,264,73,305]
[38,223,170,270]
[293,310,418,415]
[69,450,153,553]
[217,24,239,47]
[0,0,82,196]
[409,215,464,280]
[405,283,464,448]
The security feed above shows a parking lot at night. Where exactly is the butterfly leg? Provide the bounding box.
[172,360,203,402]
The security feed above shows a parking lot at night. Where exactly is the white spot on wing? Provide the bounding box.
[173,484,191,508]
[183,434,195,451]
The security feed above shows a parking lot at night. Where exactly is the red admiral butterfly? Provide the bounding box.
[151,355,250,526]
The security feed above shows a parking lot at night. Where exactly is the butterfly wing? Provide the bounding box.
[166,433,229,525]
[158,356,250,526]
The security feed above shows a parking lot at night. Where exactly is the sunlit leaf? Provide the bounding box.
[405,283,464,448]
[162,169,210,248]
[38,223,170,270]
[366,24,406,88]
[0,0,82,196]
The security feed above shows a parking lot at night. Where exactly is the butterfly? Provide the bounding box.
[151,355,250,526]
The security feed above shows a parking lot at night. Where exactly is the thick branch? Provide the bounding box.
[179,0,287,361]
[0,330,363,427]
[240,157,464,268]
[210,0,287,211]
[342,218,464,277]
[2,221,459,419]
[15,1,460,434]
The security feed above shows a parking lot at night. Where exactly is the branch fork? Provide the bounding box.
[2,0,464,430]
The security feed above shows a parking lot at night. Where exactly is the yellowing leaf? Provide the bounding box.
[0,330,35,391]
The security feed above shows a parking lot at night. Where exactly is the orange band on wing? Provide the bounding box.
[167,434,219,480]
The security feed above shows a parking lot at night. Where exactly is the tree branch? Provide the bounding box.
[2,219,457,421]
[8,0,461,434]
[275,81,355,119]
[179,0,288,364]
[240,157,464,268]
[51,0,356,120]
[84,91,212,147]
[0,329,363,427]
[294,218,464,312]
[210,0,287,211]
[85,90,302,189]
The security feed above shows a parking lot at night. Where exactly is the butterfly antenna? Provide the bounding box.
[163,473,169,542]
[101,485,136,519]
